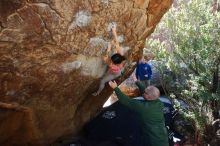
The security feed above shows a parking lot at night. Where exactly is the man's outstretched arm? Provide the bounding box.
[108,81,142,110]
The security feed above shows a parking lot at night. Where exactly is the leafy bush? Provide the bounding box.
[147,0,220,143]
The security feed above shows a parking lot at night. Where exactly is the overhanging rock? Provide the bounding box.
[0,0,173,145]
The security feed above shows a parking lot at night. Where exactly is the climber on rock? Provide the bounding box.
[92,24,126,96]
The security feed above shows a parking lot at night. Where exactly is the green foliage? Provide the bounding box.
[147,0,220,131]
[185,110,207,133]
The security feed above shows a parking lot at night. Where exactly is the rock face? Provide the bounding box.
[0,0,173,145]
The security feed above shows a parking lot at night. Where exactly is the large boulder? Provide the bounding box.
[0,0,173,145]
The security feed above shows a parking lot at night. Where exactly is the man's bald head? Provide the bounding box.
[143,86,160,100]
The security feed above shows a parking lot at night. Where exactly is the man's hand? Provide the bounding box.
[108,80,118,89]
